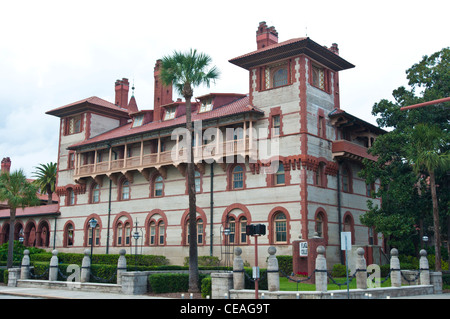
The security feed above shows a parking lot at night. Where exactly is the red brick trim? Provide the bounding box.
[180,207,208,246]
[144,209,168,246]
[267,206,291,245]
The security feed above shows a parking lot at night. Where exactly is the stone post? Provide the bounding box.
[7,268,21,287]
[267,246,280,291]
[20,249,30,280]
[49,250,59,281]
[356,247,367,289]
[233,247,245,290]
[80,249,91,283]
[419,249,430,285]
[315,246,327,292]
[390,248,401,287]
[117,249,127,285]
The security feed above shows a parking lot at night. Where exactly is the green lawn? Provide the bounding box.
[280,276,392,291]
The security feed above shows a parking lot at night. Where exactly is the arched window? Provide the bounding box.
[273,68,288,88]
[88,225,100,247]
[186,218,204,245]
[154,176,163,197]
[121,180,130,200]
[228,217,236,244]
[343,213,355,244]
[149,221,156,245]
[239,217,247,244]
[117,223,123,245]
[158,221,165,245]
[315,212,324,237]
[274,212,287,243]
[232,165,244,189]
[65,223,74,247]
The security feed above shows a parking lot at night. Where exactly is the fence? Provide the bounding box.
[213,245,441,299]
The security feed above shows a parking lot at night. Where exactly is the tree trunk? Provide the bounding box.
[47,184,53,205]
[184,89,199,293]
[429,170,442,271]
[7,208,16,269]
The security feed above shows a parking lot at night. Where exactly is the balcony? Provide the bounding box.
[73,138,254,182]
[332,140,377,162]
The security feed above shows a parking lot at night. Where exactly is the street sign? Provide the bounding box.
[299,241,308,257]
[341,232,352,251]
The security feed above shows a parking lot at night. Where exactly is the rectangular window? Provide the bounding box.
[312,65,325,90]
[199,98,213,112]
[272,115,280,137]
[132,114,144,127]
[318,115,326,138]
[68,153,75,169]
[159,223,165,245]
[66,115,82,135]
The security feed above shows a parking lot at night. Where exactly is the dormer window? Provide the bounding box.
[199,98,213,112]
[132,114,144,127]
[164,106,176,120]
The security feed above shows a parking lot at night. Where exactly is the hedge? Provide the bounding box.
[148,273,209,293]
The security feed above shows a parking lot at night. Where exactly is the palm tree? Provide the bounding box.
[0,169,40,268]
[32,162,57,205]
[160,49,219,292]
[408,123,450,271]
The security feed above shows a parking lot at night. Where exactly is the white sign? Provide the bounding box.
[299,241,308,257]
[341,232,352,251]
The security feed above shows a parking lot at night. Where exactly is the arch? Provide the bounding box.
[226,163,246,190]
[24,220,37,247]
[313,208,329,244]
[117,176,130,201]
[112,212,133,247]
[63,220,75,247]
[343,211,355,244]
[144,209,168,246]
[89,181,101,204]
[149,171,165,198]
[83,214,102,247]
[268,206,291,245]
[36,219,51,247]
[180,207,207,246]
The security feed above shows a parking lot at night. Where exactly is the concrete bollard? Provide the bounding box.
[117,249,127,285]
[315,246,327,292]
[20,249,30,280]
[49,250,59,281]
[267,246,280,292]
[390,248,401,287]
[356,247,367,289]
[7,268,21,287]
[81,249,91,283]
[233,247,245,290]
[419,249,430,285]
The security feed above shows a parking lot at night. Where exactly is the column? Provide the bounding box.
[267,246,280,292]
[233,247,245,290]
[356,247,367,289]
[20,249,30,280]
[390,248,401,288]
[315,246,327,292]
[117,249,127,285]
[81,249,91,283]
[419,249,430,285]
[49,250,58,281]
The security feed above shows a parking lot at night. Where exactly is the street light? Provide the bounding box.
[133,220,141,271]
[423,235,429,251]
[89,218,98,261]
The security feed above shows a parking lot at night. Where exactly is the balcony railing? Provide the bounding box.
[331,140,377,161]
[73,138,253,179]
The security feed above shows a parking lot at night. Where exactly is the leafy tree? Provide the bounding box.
[159,49,219,292]
[32,162,57,205]
[0,170,40,268]
[360,47,450,268]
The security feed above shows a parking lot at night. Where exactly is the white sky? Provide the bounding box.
[0,0,448,177]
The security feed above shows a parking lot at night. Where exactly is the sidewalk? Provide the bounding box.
[0,285,170,299]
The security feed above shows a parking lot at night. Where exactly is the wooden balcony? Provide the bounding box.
[73,138,254,182]
[332,140,377,162]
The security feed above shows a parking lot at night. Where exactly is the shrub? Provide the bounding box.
[148,273,209,293]
[184,256,220,267]
[331,264,348,277]
[276,255,292,277]
[201,276,212,298]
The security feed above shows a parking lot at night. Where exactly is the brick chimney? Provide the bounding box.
[115,78,129,108]
[1,157,11,173]
[256,21,278,50]
[153,60,173,122]
[329,43,339,55]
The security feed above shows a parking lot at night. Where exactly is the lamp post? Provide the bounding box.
[89,218,98,261]
[133,220,141,271]
[423,235,429,251]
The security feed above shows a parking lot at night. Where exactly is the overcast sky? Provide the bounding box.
[0,0,448,177]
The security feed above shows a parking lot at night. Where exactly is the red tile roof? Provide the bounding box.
[0,204,60,219]
[46,96,130,117]
[68,95,264,150]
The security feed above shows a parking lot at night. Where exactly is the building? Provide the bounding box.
[0,22,384,268]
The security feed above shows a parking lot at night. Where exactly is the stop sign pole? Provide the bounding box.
[246,224,266,299]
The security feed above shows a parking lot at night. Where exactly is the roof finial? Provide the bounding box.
[132,79,135,97]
